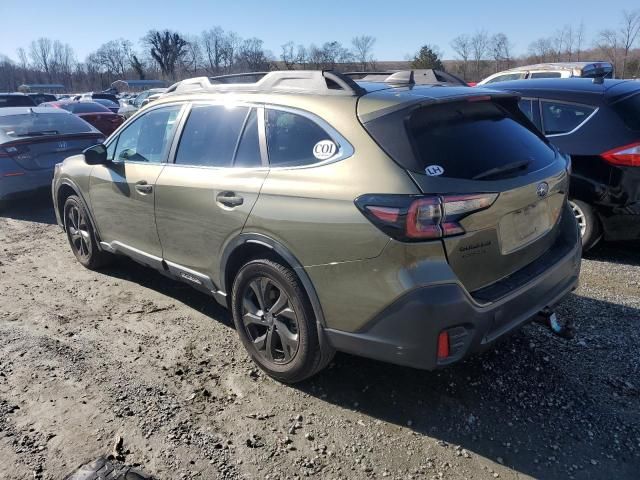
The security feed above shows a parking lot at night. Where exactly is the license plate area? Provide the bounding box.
[499,199,552,254]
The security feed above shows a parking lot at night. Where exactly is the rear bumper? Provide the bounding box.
[0,168,53,201]
[325,220,582,371]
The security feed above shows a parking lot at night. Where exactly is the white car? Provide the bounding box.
[478,62,613,86]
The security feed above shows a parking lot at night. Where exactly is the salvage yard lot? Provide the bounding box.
[1,197,639,480]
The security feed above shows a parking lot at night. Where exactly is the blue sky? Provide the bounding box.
[1,0,637,61]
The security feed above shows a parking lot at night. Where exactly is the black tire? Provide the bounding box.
[569,199,602,251]
[63,195,112,269]
[231,259,334,383]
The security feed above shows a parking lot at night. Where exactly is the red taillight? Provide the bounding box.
[437,331,450,360]
[601,142,640,167]
[357,193,498,241]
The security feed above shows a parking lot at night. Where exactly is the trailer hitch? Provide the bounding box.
[534,308,575,339]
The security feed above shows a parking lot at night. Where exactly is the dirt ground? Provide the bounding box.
[1,196,639,480]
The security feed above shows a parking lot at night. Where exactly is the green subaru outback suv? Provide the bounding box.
[52,70,581,383]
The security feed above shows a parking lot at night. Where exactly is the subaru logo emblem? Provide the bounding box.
[537,182,549,197]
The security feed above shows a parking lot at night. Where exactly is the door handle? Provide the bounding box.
[135,181,153,194]
[216,191,244,207]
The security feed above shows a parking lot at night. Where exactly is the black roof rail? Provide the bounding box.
[164,70,366,96]
[345,69,468,87]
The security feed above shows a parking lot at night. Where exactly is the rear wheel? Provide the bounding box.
[63,195,112,269]
[231,259,333,383]
[569,199,601,251]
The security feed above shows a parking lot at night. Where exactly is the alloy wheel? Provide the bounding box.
[67,205,92,259]
[241,276,300,364]
[569,200,587,237]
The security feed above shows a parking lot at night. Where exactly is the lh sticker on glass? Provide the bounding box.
[425,165,444,176]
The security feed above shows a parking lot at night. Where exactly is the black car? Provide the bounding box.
[489,78,640,249]
[0,93,37,108]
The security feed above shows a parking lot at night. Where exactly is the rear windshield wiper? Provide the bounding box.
[472,160,530,180]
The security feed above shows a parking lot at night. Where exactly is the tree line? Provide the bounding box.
[0,9,638,92]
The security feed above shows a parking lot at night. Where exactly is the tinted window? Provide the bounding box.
[113,105,181,163]
[485,73,524,84]
[64,102,111,114]
[0,112,94,138]
[541,101,595,135]
[266,109,333,167]
[529,71,562,79]
[91,93,118,102]
[0,95,36,107]
[518,99,535,123]
[406,100,556,180]
[234,109,262,167]
[612,93,640,131]
[175,105,249,167]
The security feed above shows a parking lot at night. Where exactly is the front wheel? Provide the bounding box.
[231,259,333,383]
[569,199,601,251]
[63,195,112,269]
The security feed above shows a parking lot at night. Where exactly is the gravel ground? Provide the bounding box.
[0,197,639,480]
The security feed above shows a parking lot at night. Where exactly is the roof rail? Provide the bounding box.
[345,69,468,87]
[164,70,366,96]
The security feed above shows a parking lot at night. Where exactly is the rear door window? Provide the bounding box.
[518,99,535,122]
[233,109,262,168]
[175,104,249,167]
[540,101,596,135]
[406,100,556,180]
[266,109,334,167]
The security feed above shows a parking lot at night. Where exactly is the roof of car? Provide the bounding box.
[484,77,638,94]
[0,106,72,116]
[0,92,30,96]
[504,61,612,72]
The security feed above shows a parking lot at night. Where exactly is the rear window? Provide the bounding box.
[64,102,111,114]
[0,112,94,138]
[91,93,118,102]
[612,93,640,130]
[0,95,36,107]
[406,100,557,180]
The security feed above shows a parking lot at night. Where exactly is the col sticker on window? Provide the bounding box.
[313,140,337,160]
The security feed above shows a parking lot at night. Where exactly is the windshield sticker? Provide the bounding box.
[313,140,337,160]
[425,165,444,176]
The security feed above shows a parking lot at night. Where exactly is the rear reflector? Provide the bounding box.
[601,142,640,167]
[3,172,25,177]
[437,331,450,359]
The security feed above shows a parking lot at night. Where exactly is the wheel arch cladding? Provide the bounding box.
[221,235,327,328]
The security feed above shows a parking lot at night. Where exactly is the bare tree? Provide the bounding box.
[144,30,189,79]
[295,44,308,68]
[130,55,146,79]
[451,35,472,80]
[471,30,489,81]
[575,22,586,61]
[237,38,268,71]
[352,35,376,71]
[490,33,511,73]
[181,35,203,75]
[528,37,555,63]
[222,32,241,71]
[597,29,620,75]
[281,41,296,69]
[29,37,53,82]
[93,39,132,78]
[619,10,640,78]
[202,27,226,74]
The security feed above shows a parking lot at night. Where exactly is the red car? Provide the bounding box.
[43,101,124,136]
